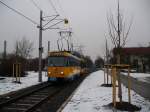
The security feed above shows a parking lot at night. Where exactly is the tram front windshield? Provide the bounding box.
[48,56,67,67]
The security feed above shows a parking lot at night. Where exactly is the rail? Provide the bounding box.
[0,82,63,112]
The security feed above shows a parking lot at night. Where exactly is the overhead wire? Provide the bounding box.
[43,15,59,27]
[48,0,59,15]
[56,0,73,30]
[29,0,48,16]
[52,0,81,52]
[55,0,75,49]
[56,0,66,17]
[30,0,42,11]
[0,0,38,25]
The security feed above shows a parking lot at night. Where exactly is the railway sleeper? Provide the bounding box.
[36,92,49,95]
[6,105,30,109]
[37,92,50,95]
[26,97,43,101]
[30,94,47,97]
[11,103,32,108]
[17,99,40,104]
[0,87,61,112]
[2,107,27,112]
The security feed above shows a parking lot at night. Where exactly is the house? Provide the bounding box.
[113,47,150,72]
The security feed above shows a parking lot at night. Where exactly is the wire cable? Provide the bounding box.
[0,0,38,25]
[43,15,59,27]
[44,20,63,30]
[30,0,42,11]
[29,0,47,16]
[48,0,59,15]
[56,0,66,17]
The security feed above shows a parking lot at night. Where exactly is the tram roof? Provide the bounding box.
[48,51,82,61]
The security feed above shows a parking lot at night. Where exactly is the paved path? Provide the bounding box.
[121,74,150,100]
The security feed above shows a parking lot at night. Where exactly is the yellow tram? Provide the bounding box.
[47,51,82,81]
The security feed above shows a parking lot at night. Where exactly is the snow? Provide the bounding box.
[122,72,150,83]
[62,70,150,112]
[0,71,48,95]
[122,72,150,78]
[0,70,150,112]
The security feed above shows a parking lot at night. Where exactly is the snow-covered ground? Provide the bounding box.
[0,71,47,95]
[62,70,150,112]
[0,70,150,111]
[122,72,150,78]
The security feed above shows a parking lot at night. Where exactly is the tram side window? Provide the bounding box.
[69,57,79,66]
[69,58,74,66]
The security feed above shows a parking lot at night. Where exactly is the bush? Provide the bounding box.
[0,54,26,77]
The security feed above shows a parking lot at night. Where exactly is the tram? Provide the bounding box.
[47,51,82,81]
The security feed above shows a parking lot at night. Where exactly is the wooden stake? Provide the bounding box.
[128,67,131,103]
[112,67,116,107]
[104,68,106,84]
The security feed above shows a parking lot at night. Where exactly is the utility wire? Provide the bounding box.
[48,0,59,15]
[29,0,47,16]
[43,15,59,27]
[56,0,66,17]
[0,0,38,25]
[30,0,42,11]
[44,20,63,30]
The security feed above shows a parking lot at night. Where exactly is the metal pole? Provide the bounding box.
[3,40,7,60]
[39,10,43,82]
[71,43,73,51]
[48,41,50,53]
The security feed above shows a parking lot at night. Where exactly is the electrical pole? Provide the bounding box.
[37,10,68,82]
[71,43,73,51]
[48,41,50,53]
[38,10,43,82]
[3,40,7,60]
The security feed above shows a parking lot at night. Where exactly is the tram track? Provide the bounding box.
[0,71,90,112]
[0,82,63,112]
[34,75,89,112]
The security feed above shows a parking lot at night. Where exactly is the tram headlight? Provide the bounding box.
[61,72,64,74]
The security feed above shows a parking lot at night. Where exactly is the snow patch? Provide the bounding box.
[0,71,47,95]
[62,70,150,112]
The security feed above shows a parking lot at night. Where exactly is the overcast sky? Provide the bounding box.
[0,0,150,60]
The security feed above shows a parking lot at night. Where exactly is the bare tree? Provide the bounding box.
[14,37,34,59]
[107,0,132,63]
[107,0,133,103]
